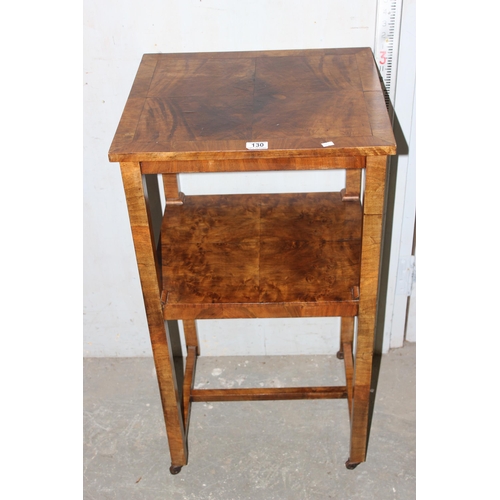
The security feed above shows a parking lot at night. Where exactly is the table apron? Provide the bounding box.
[141,156,365,174]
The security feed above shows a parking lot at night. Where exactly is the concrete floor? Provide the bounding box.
[83,343,415,499]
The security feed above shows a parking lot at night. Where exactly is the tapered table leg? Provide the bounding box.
[347,156,388,467]
[120,163,188,470]
[337,317,355,360]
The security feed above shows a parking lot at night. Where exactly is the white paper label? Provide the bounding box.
[246,141,268,150]
[321,141,335,147]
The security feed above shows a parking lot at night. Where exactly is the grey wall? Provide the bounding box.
[83,0,397,357]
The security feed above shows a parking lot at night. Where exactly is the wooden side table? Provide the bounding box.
[109,48,396,474]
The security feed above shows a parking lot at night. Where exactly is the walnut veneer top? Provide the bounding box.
[109,48,396,163]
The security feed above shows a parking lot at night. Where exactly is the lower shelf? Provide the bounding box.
[161,192,362,319]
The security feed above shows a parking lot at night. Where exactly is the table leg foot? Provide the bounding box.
[169,465,183,475]
[345,459,360,470]
[336,350,344,360]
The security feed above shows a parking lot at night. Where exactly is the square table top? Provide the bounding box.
[109,47,396,163]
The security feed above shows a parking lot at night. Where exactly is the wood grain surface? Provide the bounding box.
[109,48,396,162]
[161,192,361,320]
[110,48,397,471]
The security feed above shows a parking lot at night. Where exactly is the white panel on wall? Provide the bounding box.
[84,0,388,357]
[381,0,416,351]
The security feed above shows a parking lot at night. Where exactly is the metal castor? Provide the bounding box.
[336,350,344,360]
[169,465,183,475]
[345,460,360,470]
